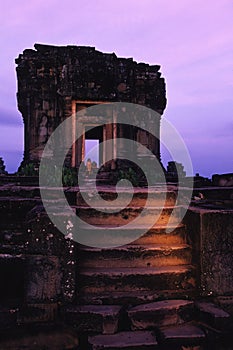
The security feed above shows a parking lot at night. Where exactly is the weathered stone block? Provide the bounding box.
[186,207,233,296]
[215,295,233,317]
[25,255,61,302]
[17,303,58,324]
[195,302,232,330]
[63,305,122,334]
[88,330,158,349]
[128,300,194,330]
[159,324,205,346]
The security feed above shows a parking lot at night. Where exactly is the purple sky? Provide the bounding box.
[0,0,232,177]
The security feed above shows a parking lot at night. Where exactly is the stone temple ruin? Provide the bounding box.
[16,43,166,182]
[0,44,232,349]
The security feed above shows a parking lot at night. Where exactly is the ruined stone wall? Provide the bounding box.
[16,44,166,167]
[185,207,233,297]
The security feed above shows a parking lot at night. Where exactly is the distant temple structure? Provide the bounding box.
[15,44,167,174]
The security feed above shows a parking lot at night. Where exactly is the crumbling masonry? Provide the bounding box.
[16,44,166,171]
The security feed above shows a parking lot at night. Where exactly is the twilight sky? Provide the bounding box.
[0,0,232,177]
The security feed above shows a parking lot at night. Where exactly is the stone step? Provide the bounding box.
[78,244,192,268]
[195,301,232,331]
[76,188,178,208]
[76,206,182,227]
[88,330,158,350]
[76,224,187,248]
[158,323,206,347]
[78,265,196,295]
[0,185,41,198]
[128,299,194,330]
[78,290,197,306]
[63,305,122,334]
[132,224,187,245]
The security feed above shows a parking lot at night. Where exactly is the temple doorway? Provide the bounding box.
[84,125,103,168]
[84,140,99,167]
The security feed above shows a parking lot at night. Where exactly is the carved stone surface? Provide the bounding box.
[25,255,61,302]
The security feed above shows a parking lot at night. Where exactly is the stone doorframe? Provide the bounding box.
[71,100,117,168]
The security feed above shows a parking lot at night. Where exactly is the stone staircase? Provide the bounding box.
[75,187,196,305]
[0,183,232,349]
[64,186,212,349]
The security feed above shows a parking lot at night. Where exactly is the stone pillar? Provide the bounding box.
[105,123,113,163]
[117,124,125,159]
[111,111,117,170]
[102,125,106,165]
[81,125,85,162]
[71,101,76,167]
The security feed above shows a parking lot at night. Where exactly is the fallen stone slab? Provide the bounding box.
[88,330,158,349]
[128,299,194,330]
[196,301,232,330]
[63,304,122,334]
[159,323,206,346]
[215,295,233,316]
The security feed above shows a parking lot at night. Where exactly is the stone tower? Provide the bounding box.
[16,44,166,172]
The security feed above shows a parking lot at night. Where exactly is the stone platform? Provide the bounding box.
[0,181,233,349]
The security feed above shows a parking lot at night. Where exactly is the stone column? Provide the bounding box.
[102,125,106,165]
[105,123,113,163]
[81,125,85,162]
[111,110,117,170]
[71,101,76,167]
[117,124,125,159]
